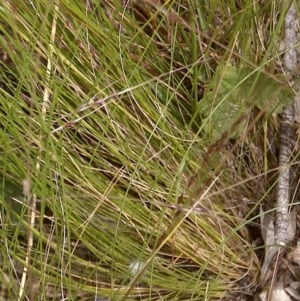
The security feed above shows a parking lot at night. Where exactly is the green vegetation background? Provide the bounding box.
[0,1,297,300]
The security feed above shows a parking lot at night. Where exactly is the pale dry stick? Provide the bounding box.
[268,3,298,301]
[17,1,60,300]
[275,2,298,247]
[259,4,299,301]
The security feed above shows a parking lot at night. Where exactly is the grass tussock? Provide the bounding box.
[0,0,296,300]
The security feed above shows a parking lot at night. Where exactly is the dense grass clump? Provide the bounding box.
[0,1,296,300]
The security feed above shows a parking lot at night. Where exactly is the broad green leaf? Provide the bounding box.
[200,63,294,140]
